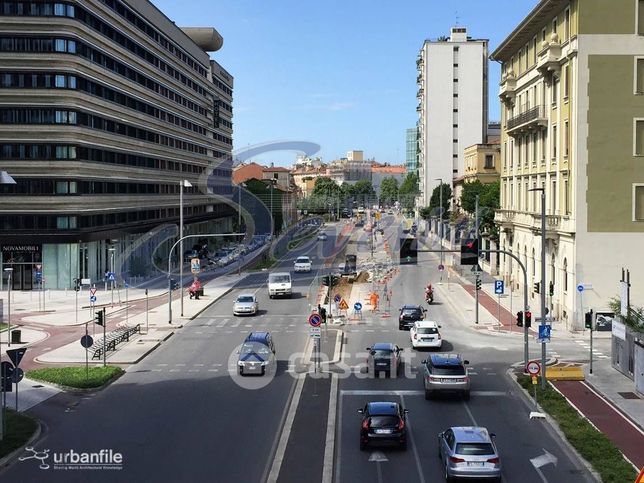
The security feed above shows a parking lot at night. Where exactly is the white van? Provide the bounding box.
[268,272,292,298]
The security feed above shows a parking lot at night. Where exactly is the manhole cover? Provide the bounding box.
[618,392,641,400]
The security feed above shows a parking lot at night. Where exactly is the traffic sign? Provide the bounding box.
[191,258,201,274]
[354,302,363,312]
[107,272,116,281]
[6,347,26,367]
[11,367,24,384]
[309,313,322,327]
[494,280,504,295]
[438,264,444,271]
[309,327,321,338]
[577,284,584,293]
[90,295,97,303]
[526,360,541,376]
[339,299,349,310]
[90,287,97,296]
[334,294,341,303]
[538,324,551,343]
[80,335,94,348]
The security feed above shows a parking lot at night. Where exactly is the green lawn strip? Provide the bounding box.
[0,409,38,460]
[287,230,317,250]
[27,366,124,389]
[249,256,277,271]
[0,323,7,332]
[516,374,637,483]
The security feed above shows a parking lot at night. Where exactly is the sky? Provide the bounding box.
[152,0,540,166]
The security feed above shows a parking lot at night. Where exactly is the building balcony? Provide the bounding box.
[416,56,424,68]
[417,88,424,98]
[416,103,422,112]
[498,72,516,106]
[506,105,547,136]
[537,34,562,77]
[495,209,575,236]
[417,74,423,84]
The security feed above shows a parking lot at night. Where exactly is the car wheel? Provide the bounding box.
[425,389,433,400]
[445,462,453,482]
[269,295,273,299]
[239,367,245,376]
[261,367,266,376]
[399,325,404,330]
[463,390,470,401]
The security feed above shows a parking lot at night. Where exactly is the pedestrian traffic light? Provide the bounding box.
[548,281,554,297]
[525,311,532,328]
[516,311,523,327]
[475,278,481,291]
[95,310,104,327]
[170,279,178,290]
[399,237,417,265]
[533,282,540,294]
[73,278,81,292]
[460,238,479,266]
[585,310,593,329]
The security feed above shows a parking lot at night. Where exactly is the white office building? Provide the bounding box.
[416,27,489,207]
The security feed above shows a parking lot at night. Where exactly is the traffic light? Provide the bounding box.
[533,282,540,294]
[169,279,178,290]
[516,311,523,327]
[322,274,339,287]
[95,310,104,327]
[525,311,532,328]
[548,281,554,297]
[475,278,481,291]
[585,310,593,329]
[460,238,479,266]
[399,237,417,265]
[73,278,81,292]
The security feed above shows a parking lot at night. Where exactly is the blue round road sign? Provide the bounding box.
[354,302,363,311]
[334,294,341,303]
[80,335,94,348]
[577,284,584,293]
[90,295,97,303]
[309,313,322,327]
[438,264,444,271]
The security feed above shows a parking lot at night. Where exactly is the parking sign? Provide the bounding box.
[494,280,504,295]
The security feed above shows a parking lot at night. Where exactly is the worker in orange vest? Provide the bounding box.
[370,292,379,312]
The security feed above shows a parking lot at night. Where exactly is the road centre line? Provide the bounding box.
[400,394,427,483]
[340,390,507,397]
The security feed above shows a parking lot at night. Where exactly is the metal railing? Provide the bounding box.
[507,105,546,130]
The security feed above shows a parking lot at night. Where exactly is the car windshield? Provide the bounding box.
[417,327,438,334]
[269,275,290,283]
[296,257,310,263]
[431,365,466,376]
[240,343,270,355]
[455,442,495,455]
[403,309,422,316]
[368,416,399,427]
[372,349,392,358]
[237,296,254,303]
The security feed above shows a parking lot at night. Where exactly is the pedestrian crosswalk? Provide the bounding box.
[574,339,610,359]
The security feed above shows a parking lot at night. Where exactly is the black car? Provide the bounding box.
[399,304,426,330]
[366,343,403,377]
[358,402,408,450]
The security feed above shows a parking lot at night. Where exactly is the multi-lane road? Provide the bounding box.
[0,215,599,482]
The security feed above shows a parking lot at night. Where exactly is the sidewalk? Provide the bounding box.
[441,257,644,467]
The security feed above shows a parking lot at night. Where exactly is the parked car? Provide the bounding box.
[438,427,501,482]
[317,232,328,241]
[358,402,408,451]
[233,294,259,316]
[421,353,470,400]
[399,305,426,330]
[294,256,312,272]
[410,320,442,350]
[237,332,275,376]
[366,343,403,377]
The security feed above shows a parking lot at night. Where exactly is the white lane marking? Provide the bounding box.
[400,394,427,483]
[322,373,338,483]
[156,363,168,367]
[208,369,219,372]
[216,319,229,328]
[206,318,215,326]
[340,390,506,397]
[231,318,241,328]
[175,363,186,367]
[188,369,199,373]
[168,369,180,373]
[194,364,204,367]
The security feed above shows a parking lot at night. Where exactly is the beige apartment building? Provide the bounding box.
[491,0,644,329]
[454,143,500,208]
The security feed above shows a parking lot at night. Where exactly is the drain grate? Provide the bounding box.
[618,391,641,400]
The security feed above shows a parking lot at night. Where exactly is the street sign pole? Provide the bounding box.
[145,289,149,334]
[102,308,107,368]
[590,318,594,375]
[474,195,480,325]
[85,322,89,379]
[75,281,78,325]
[498,293,501,331]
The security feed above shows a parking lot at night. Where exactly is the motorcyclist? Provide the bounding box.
[424,283,434,303]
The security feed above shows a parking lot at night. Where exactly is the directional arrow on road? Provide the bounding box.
[530,449,558,469]
[368,451,388,462]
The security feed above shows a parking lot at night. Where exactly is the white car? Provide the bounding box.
[233,294,258,316]
[294,256,312,272]
[317,233,328,241]
[410,320,442,349]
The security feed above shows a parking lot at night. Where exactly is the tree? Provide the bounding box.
[460,180,486,215]
[379,177,399,206]
[458,180,500,237]
[398,173,419,210]
[353,179,374,196]
[429,183,452,219]
[311,177,340,197]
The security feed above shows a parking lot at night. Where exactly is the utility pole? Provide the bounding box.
[539,189,547,389]
[475,195,480,325]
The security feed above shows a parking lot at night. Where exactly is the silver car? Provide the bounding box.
[421,353,470,400]
[233,294,258,316]
[438,426,501,481]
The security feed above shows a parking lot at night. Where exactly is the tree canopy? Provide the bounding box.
[379,176,399,206]
[398,173,419,210]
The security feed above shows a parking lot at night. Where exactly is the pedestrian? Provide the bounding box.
[370,292,379,312]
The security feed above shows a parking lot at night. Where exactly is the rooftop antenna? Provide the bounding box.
[455,11,460,26]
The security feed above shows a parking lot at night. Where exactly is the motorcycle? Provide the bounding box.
[425,289,434,304]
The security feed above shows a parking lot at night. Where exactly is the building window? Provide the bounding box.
[540,132,546,163]
[551,78,558,105]
[564,178,570,215]
[541,28,546,43]
[532,37,537,64]
[564,121,569,157]
[551,180,557,214]
[552,125,558,159]
[563,258,568,292]
[484,154,494,169]
[634,185,644,220]
[635,58,644,94]
[563,65,569,99]
[635,119,644,155]
[564,8,570,40]
[552,18,557,37]
[532,132,538,162]
[639,0,644,35]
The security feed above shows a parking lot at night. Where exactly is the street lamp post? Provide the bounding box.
[435,178,444,283]
[4,268,13,347]
[530,187,548,389]
[108,247,115,306]
[180,179,192,317]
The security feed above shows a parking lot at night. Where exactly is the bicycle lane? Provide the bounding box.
[552,380,644,469]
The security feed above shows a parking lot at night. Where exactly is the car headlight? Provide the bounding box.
[237,361,244,366]
[261,361,269,366]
